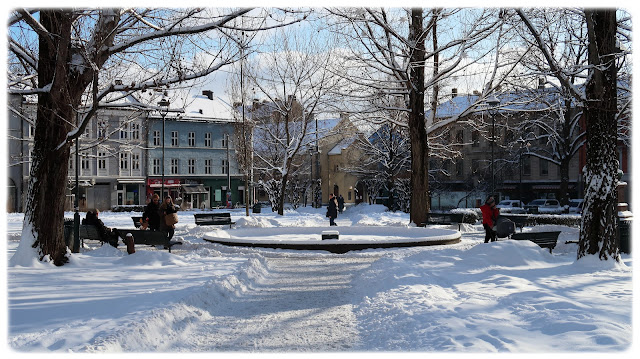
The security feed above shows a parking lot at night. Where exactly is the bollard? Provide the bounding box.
[125,233,135,254]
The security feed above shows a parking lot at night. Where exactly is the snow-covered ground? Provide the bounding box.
[3,204,635,353]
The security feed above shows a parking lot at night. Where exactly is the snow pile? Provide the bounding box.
[5,208,633,353]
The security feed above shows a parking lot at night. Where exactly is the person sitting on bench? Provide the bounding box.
[82,209,119,246]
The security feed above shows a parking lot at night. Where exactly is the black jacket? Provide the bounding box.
[143,201,162,230]
[82,212,116,243]
[327,197,338,218]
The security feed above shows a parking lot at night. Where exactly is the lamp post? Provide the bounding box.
[308,148,314,208]
[158,98,170,199]
[486,95,500,197]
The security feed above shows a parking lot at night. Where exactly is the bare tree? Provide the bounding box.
[7,8,307,265]
[517,8,631,261]
[243,27,336,215]
[327,8,505,225]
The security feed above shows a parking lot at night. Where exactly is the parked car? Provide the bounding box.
[568,199,584,214]
[524,199,563,214]
[496,200,526,214]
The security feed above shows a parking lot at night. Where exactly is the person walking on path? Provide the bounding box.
[142,194,162,231]
[480,196,500,243]
[337,194,345,214]
[327,193,339,226]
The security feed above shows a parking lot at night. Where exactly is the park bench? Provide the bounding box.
[499,214,530,232]
[63,220,119,248]
[117,230,182,253]
[423,213,466,230]
[322,230,339,240]
[194,212,235,228]
[132,216,142,228]
[510,231,561,253]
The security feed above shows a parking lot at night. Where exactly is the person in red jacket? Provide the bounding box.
[480,196,500,243]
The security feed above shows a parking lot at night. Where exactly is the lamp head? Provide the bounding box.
[158,98,170,115]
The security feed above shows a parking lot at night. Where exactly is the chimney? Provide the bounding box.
[202,90,213,100]
[451,88,458,98]
[538,77,545,89]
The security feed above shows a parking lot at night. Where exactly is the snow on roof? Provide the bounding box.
[180,92,235,121]
[429,88,566,119]
[328,136,357,155]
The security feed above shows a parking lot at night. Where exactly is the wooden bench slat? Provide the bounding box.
[194,213,235,227]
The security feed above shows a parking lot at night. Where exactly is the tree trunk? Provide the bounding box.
[578,9,619,261]
[408,8,430,225]
[558,98,574,207]
[278,172,288,216]
[25,10,76,265]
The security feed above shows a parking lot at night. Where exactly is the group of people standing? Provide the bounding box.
[142,194,178,239]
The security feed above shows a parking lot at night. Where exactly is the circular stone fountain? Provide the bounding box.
[203,226,461,254]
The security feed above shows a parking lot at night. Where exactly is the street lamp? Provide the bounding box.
[158,98,170,199]
[308,148,314,208]
[486,95,500,197]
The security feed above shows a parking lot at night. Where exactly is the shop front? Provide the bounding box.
[181,183,209,210]
[146,178,182,203]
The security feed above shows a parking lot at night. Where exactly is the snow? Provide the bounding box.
[4,204,635,353]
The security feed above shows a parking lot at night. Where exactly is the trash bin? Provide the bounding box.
[617,217,632,254]
[253,203,262,214]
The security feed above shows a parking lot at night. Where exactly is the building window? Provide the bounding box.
[120,152,129,171]
[171,131,179,147]
[204,133,212,147]
[221,159,229,174]
[442,159,451,174]
[472,130,479,147]
[131,152,140,171]
[455,159,464,177]
[152,158,161,175]
[222,134,229,148]
[456,130,464,144]
[523,156,531,176]
[539,159,549,176]
[119,121,129,140]
[188,132,196,147]
[153,130,161,146]
[204,159,212,174]
[131,122,141,140]
[171,158,179,174]
[81,152,91,175]
[471,159,480,174]
[188,158,196,174]
[97,151,107,173]
[97,119,108,139]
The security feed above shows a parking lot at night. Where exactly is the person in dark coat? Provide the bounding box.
[337,194,345,214]
[82,209,119,247]
[480,196,500,243]
[143,194,162,231]
[327,193,338,226]
[160,196,177,239]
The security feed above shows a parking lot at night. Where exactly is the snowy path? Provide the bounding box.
[86,253,381,352]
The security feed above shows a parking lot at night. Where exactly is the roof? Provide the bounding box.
[428,88,567,120]
[179,92,235,121]
[328,136,358,155]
